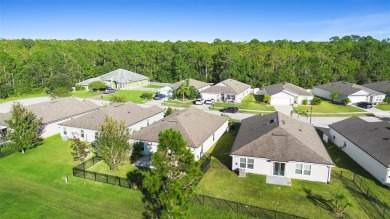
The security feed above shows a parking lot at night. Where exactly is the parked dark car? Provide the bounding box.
[153,93,167,100]
[356,102,373,109]
[103,88,116,94]
[220,106,239,114]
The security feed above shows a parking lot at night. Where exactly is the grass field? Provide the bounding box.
[0,92,48,104]
[102,90,155,103]
[294,99,366,113]
[376,104,390,111]
[196,129,390,219]
[214,94,275,111]
[143,85,163,88]
[71,91,100,99]
[87,160,138,178]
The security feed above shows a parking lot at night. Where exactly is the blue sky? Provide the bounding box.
[0,0,389,42]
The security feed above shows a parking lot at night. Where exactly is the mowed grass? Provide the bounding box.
[294,98,366,113]
[0,92,48,103]
[87,160,138,178]
[163,100,195,108]
[376,104,390,111]
[0,134,248,218]
[214,94,275,111]
[196,130,376,219]
[71,91,100,99]
[144,85,163,88]
[102,90,155,103]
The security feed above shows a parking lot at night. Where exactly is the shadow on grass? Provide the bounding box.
[253,94,264,102]
[209,129,238,169]
[303,188,333,213]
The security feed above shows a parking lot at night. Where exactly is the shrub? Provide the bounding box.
[311,97,321,105]
[75,85,85,91]
[109,95,126,103]
[384,96,390,104]
[302,99,308,105]
[263,95,271,104]
[141,93,153,99]
[89,81,106,91]
[341,97,351,106]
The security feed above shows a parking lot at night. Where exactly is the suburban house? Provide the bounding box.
[77,68,150,90]
[230,112,334,184]
[263,82,314,105]
[200,78,251,103]
[362,81,390,95]
[131,107,229,165]
[0,97,100,138]
[313,81,385,104]
[170,78,211,92]
[329,117,390,186]
[58,102,164,143]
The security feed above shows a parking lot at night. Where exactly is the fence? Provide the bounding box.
[191,194,305,219]
[150,81,172,87]
[333,170,390,219]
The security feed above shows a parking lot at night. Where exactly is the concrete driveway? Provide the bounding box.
[0,97,51,113]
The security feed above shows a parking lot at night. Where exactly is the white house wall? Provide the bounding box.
[234,88,251,103]
[329,128,389,185]
[231,155,332,183]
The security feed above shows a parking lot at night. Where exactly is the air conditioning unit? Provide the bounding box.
[238,168,246,177]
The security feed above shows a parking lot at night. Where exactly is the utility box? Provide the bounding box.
[238,168,246,177]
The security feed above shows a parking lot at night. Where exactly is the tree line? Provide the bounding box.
[0,35,389,96]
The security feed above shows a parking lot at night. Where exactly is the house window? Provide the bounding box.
[81,130,85,138]
[63,127,67,135]
[95,132,99,139]
[213,133,215,141]
[295,164,311,176]
[239,158,254,169]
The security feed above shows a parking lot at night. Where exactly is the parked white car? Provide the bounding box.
[205,99,215,105]
[195,99,205,105]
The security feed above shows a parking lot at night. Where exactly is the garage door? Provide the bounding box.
[271,97,292,105]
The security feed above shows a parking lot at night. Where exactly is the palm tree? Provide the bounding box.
[176,79,191,101]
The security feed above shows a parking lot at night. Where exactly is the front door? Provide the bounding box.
[273,162,285,176]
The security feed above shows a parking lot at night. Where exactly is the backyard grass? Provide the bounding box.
[0,92,48,103]
[87,160,138,178]
[102,90,155,103]
[376,104,390,111]
[214,94,275,111]
[195,129,390,219]
[71,91,100,99]
[293,99,366,113]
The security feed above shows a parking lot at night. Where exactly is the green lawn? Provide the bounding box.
[102,90,155,103]
[0,92,48,104]
[71,91,100,99]
[143,85,163,88]
[163,100,195,108]
[196,129,389,219]
[294,99,366,113]
[376,104,390,111]
[214,94,275,112]
[87,160,138,178]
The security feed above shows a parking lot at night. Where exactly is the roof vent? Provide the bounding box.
[342,82,347,84]
[270,119,275,124]
[386,127,390,130]
[272,133,286,137]
[263,123,268,126]
[281,120,285,124]
[383,137,389,141]
[299,129,302,132]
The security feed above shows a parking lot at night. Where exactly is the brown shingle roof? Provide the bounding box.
[329,117,390,168]
[131,107,229,148]
[362,81,390,94]
[315,81,384,96]
[231,112,333,165]
[201,78,251,95]
[59,102,164,130]
[171,79,210,90]
[265,82,313,96]
[0,97,100,125]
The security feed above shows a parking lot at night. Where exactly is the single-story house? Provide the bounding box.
[58,102,164,143]
[200,78,251,103]
[362,81,390,95]
[329,117,390,186]
[263,82,313,105]
[131,107,229,164]
[170,78,211,92]
[78,68,150,90]
[0,97,100,138]
[313,81,385,104]
[230,112,334,184]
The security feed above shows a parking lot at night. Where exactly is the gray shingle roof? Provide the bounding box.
[78,68,149,86]
[362,81,390,94]
[131,107,229,148]
[329,117,390,168]
[201,78,251,95]
[59,102,164,130]
[171,79,210,90]
[231,112,333,165]
[0,97,100,125]
[315,81,384,96]
[264,82,313,96]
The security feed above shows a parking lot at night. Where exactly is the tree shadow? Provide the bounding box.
[209,129,238,169]
[253,94,264,102]
[303,188,333,213]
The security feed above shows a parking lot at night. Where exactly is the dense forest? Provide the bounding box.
[0,35,389,95]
